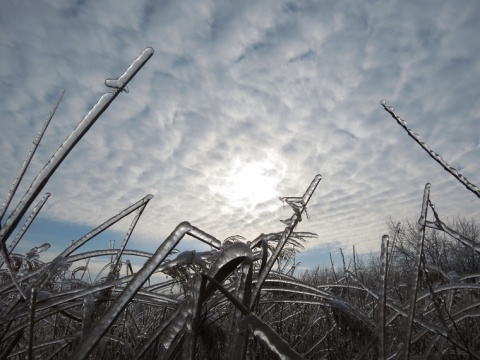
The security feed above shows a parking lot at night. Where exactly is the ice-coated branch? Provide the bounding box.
[381,100,480,198]
[0,91,63,225]
[0,47,154,245]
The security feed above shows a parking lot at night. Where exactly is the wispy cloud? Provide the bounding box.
[1,0,479,266]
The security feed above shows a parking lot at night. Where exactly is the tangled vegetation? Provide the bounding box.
[0,48,479,359]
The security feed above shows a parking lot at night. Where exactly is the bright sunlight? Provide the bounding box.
[211,156,284,210]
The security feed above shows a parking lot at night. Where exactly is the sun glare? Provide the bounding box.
[211,157,284,210]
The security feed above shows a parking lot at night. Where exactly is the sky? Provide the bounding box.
[0,0,479,271]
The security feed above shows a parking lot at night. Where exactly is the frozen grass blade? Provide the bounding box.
[0,48,153,245]
[425,203,480,253]
[6,193,51,258]
[109,202,148,277]
[0,90,63,225]
[1,47,478,359]
[402,183,430,359]
[204,274,304,360]
[242,314,304,360]
[381,100,480,198]
[27,287,37,360]
[70,222,220,360]
[182,274,206,360]
[250,175,321,310]
[378,234,389,359]
[59,194,153,258]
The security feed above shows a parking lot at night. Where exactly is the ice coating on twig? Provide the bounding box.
[381,100,480,198]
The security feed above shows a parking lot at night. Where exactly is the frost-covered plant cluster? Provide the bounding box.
[0,48,479,359]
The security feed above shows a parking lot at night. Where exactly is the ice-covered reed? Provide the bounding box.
[0,50,479,359]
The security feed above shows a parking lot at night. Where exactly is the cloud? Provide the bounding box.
[0,0,479,267]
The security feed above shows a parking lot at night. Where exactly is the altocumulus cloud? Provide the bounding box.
[0,0,479,265]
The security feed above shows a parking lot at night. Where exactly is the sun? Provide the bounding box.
[211,156,284,210]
